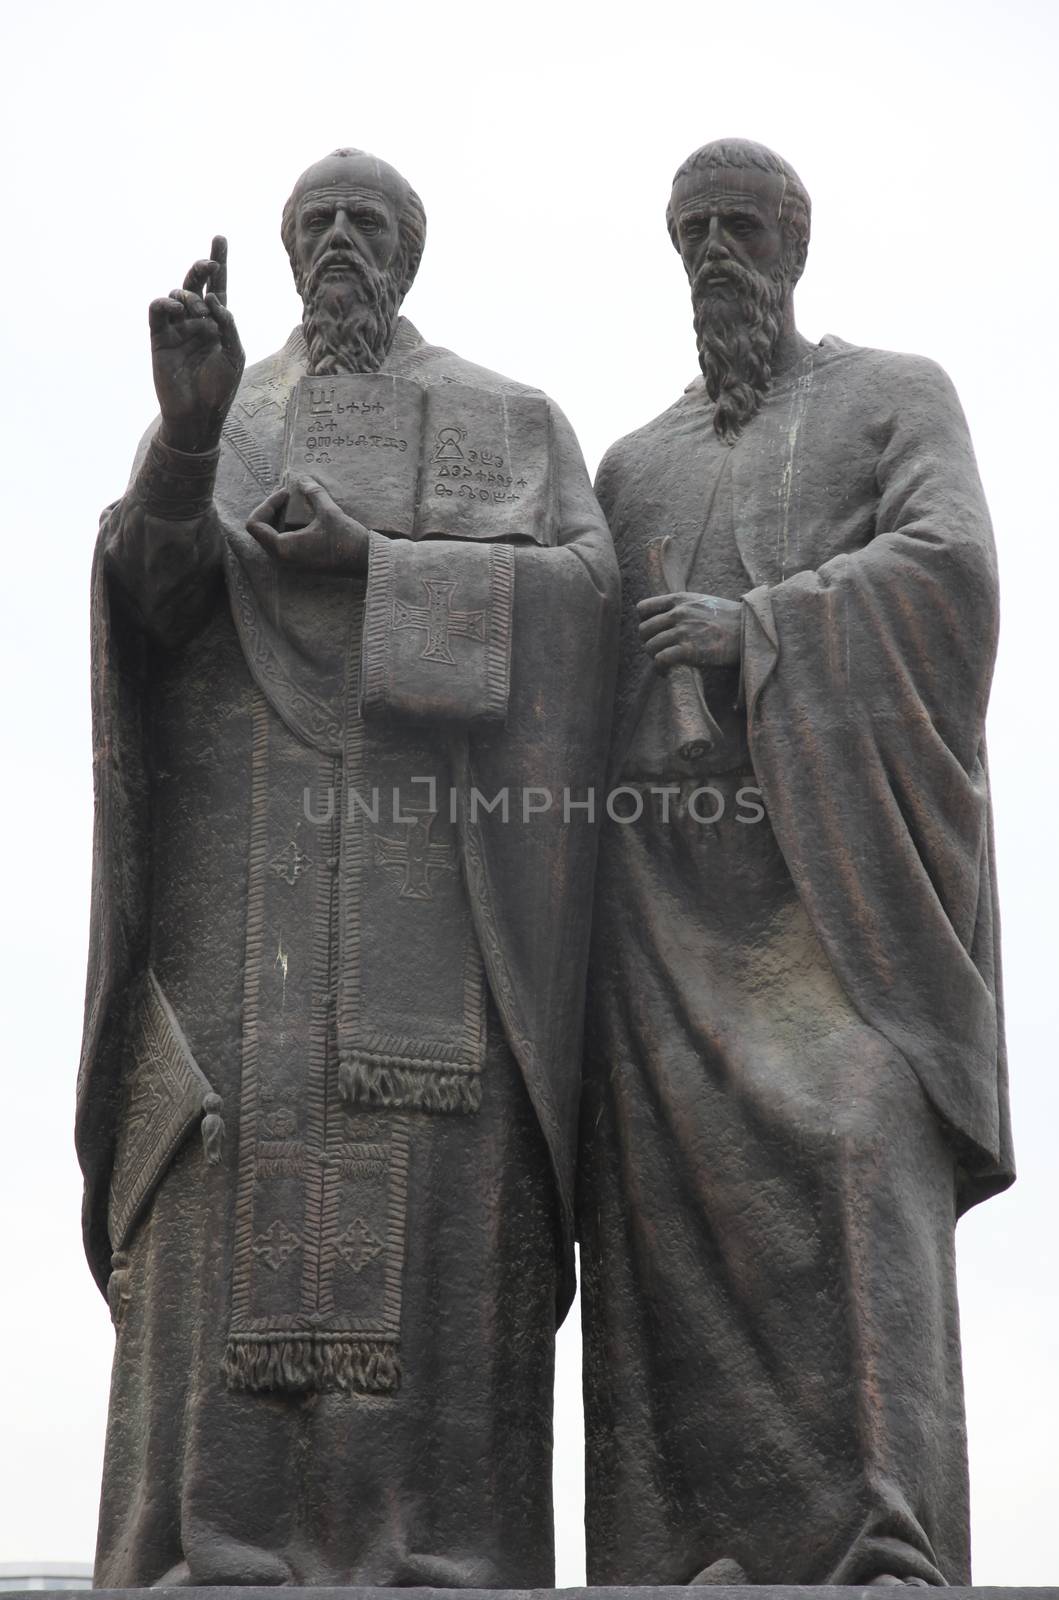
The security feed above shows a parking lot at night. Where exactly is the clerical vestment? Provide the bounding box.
[77,320,617,1585]
[579,338,1012,1587]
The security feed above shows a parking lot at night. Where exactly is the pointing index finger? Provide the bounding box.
[210,235,228,306]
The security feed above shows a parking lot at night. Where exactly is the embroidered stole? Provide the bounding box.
[223,591,490,1395]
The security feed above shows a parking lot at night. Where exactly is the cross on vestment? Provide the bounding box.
[373,807,457,901]
[236,374,288,419]
[392,579,486,665]
[334,1216,385,1273]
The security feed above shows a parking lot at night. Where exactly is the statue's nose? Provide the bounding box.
[705,218,731,259]
[327,208,355,246]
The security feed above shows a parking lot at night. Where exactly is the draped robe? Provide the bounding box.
[579,337,1012,1587]
[77,319,617,1586]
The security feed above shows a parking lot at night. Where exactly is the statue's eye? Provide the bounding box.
[355,211,383,234]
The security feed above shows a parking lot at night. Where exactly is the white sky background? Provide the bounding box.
[0,0,1056,1583]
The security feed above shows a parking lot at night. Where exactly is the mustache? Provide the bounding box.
[303,247,383,299]
[691,254,764,300]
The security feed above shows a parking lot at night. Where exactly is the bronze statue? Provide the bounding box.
[578,137,1012,1588]
[77,147,617,1587]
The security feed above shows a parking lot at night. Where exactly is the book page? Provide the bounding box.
[283,374,422,534]
[416,385,555,545]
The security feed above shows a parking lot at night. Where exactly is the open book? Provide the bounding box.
[284,374,556,545]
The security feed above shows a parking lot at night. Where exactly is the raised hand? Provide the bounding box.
[150,236,245,453]
[637,590,743,670]
[246,478,371,574]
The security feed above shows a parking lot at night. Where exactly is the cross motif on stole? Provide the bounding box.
[373,807,457,901]
[392,580,486,665]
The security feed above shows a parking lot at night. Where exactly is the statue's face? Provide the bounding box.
[291,158,405,290]
[671,163,799,444]
[670,164,789,302]
[289,155,412,374]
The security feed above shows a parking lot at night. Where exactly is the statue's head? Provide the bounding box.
[281,148,427,375]
[666,138,811,442]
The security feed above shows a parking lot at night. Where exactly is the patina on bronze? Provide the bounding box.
[579,138,1012,1587]
[77,147,617,1586]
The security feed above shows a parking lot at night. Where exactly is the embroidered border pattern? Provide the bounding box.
[108,970,216,1253]
[228,690,271,1336]
[225,691,409,1393]
[224,542,344,753]
[486,544,514,722]
[339,591,487,1115]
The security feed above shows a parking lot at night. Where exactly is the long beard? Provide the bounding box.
[299,250,402,375]
[691,257,788,444]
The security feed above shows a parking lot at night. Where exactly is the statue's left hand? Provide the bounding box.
[637,591,742,669]
[246,478,371,574]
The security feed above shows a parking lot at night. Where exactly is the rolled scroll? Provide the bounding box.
[644,535,725,763]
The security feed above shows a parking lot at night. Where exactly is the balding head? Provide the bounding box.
[281,149,427,301]
[280,149,427,373]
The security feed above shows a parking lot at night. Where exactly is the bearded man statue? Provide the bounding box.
[77,148,617,1587]
[578,137,1011,1587]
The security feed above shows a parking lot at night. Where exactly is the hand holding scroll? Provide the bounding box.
[639,536,729,762]
[638,589,742,669]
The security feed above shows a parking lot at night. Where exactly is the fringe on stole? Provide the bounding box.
[338,1056,482,1115]
[223,1335,400,1394]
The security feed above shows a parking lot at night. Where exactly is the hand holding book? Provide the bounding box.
[282,374,556,545]
[246,476,371,574]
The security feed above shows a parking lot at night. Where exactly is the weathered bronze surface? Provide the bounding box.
[79,133,1012,1591]
[579,137,1012,1588]
[77,147,617,1587]
[10,1589,1059,1600]
[12,1588,1059,1600]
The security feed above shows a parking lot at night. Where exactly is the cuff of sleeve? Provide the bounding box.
[137,435,221,519]
[739,586,780,724]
